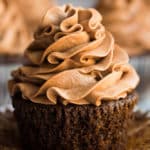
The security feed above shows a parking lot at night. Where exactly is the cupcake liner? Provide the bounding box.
[0,109,149,149]
[130,54,150,111]
[13,92,137,150]
[0,111,150,150]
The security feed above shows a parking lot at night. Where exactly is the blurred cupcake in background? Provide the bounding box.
[0,0,32,60]
[17,0,54,31]
[0,0,54,60]
[97,0,150,56]
[97,0,150,107]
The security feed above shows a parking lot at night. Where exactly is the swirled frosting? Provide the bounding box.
[0,0,32,55]
[98,0,150,56]
[9,5,139,106]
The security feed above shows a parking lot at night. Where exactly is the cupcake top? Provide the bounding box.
[0,0,32,55]
[17,0,54,31]
[97,0,150,56]
[9,5,139,106]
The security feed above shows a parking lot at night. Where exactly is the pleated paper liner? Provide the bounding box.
[0,108,150,150]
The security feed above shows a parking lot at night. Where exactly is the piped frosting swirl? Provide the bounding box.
[9,5,139,106]
[98,0,150,56]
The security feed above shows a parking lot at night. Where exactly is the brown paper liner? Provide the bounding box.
[12,92,137,150]
[1,95,150,149]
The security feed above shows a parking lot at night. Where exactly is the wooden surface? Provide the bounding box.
[127,112,150,150]
[0,110,149,150]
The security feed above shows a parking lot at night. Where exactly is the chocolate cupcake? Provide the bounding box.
[97,0,150,105]
[9,5,139,150]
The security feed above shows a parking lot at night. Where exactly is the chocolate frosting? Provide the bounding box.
[98,0,150,56]
[9,5,139,106]
[0,0,32,55]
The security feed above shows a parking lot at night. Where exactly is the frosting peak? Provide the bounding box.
[9,5,139,106]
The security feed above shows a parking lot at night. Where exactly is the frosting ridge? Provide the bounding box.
[9,5,139,106]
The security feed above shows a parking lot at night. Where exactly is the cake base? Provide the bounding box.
[13,92,137,150]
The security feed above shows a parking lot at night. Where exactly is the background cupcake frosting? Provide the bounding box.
[17,0,54,31]
[0,0,32,56]
[97,0,150,56]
